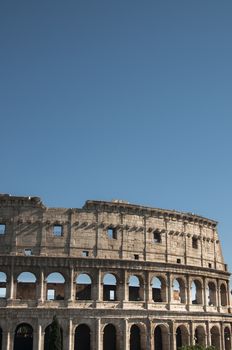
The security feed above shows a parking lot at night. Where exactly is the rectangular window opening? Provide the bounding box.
[107,227,117,239]
[208,263,212,268]
[24,249,32,256]
[53,225,63,236]
[134,254,139,260]
[0,224,6,235]
[177,258,181,264]
[0,288,6,298]
[192,237,198,249]
[110,290,115,300]
[82,250,89,257]
[47,289,55,300]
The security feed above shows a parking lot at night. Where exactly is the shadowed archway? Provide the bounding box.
[74,324,91,350]
[103,324,116,350]
[13,323,33,350]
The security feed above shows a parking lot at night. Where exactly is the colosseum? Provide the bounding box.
[0,194,231,350]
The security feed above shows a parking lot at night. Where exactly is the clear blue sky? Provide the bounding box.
[1,1,232,270]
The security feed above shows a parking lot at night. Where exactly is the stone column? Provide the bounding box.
[186,276,191,310]
[62,320,70,350]
[145,271,151,307]
[220,322,225,350]
[2,330,11,350]
[206,321,210,347]
[167,273,172,309]
[96,269,102,302]
[216,279,220,311]
[203,278,208,310]
[96,318,101,350]
[170,322,175,350]
[68,267,74,302]
[146,318,152,350]
[37,270,44,303]
[68,319,73,350]
[123,270,129,302]
[123,318,129,350]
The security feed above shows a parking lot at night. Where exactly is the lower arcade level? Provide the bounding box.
[0,311,231,350]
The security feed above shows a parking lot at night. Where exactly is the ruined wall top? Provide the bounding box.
[0,194,226,272]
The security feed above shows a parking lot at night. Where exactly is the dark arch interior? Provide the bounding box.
[176,327,182,350]
[224,327,231,350]
[130,325,141,350]
[13,323,33,350]
[154,326,163,350]
[0,327,2,350]
[44,323,63,350]
[74,324,91,350]
[103,324,116,350]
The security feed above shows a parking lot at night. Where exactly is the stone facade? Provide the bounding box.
[0,194,231,350]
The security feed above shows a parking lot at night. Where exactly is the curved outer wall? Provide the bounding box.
[0,194,231,350]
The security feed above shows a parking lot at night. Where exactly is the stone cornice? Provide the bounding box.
[0,255,229,278]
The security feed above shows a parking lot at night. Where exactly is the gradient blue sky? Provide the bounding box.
[1,1,232,270]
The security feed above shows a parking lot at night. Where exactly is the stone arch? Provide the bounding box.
[74,323,91,350]
[130,324,141,350]
[0,272,7,298]
[154,324,169,350]
[128,275,144,301]
[75,273,92,300]
[172,277,186,304]
[175,325,188,349]
[224,326,231,350]
[151,276,166,302]
[220,283,227,306]
[16,272,36,300]
[194,325,206,346]
[46,272,65,300]
[103,323,117,350]
[207,281,217,306]
[103,273,118,301]
[191,279,203,304]
[13,323,33,350]
[44,321,63,350]
[210,325,220,349]
[0,327,2,350]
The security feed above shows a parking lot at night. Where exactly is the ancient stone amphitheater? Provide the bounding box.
[0,194,231,350]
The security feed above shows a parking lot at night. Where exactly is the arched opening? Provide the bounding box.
[74,324,90,350]
[0,272,7,298]
[154,325,169,350]
[103,274,117,301]
[172,278,185,303]
[16,272,36,300]
[220,284,227,306]
[129,275,143,301]
[152,277,166,302]
[176,326,188,349]
[224,327,231,350]
[13,323,33,350]
[103,324,116,350]
[211,326,220,349]
[194,326,205,346]
[76,274,92,300]
[154,326,162,350]
[44,323,63,350]
[191,280,202,304]
[130,325,141,350]
[154,325,170,350]
[0,327,2,350]
[207,282,216,306]
[46,272,65,300]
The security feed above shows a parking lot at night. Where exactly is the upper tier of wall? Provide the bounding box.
[0,194,226,271]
